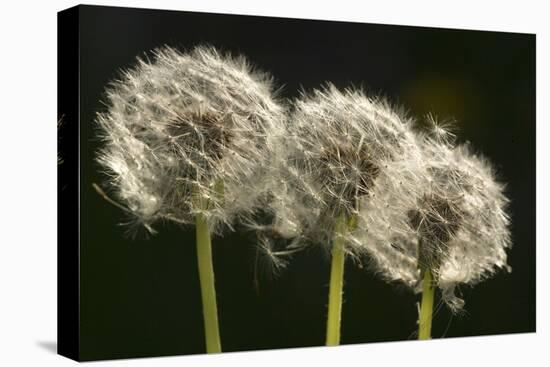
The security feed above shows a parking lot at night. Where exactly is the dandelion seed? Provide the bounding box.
[57,116,65,165]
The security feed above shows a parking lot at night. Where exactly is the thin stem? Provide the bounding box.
[326,214,348,346]
[418,269,435,340]
[195,209,222,353]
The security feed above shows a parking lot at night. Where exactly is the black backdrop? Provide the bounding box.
[75,5,535,361]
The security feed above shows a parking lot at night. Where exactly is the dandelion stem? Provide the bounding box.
[418,269,435,340]
[326,213,348,346]
[195,208,222,353]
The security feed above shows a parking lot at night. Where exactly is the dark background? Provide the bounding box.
[74,4,535,361]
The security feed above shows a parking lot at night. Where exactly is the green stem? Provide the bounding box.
[418,269,435,340]
[195,211,222,353]
[326,214,348,346]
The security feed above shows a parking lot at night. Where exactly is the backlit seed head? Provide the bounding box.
[262,84,420,257]
[96,46,285,233]
[353,125,512,311]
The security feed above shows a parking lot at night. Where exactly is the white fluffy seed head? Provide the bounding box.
[260,84,420,258]
[352,123,512,311]
[96,45,285,233]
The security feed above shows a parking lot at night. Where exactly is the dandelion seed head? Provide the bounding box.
[268,84,419,255]
[354,130,512,311]
[96,45,285,233]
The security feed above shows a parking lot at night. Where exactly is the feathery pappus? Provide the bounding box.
[352,122,512,311]
[259,84,421,262]
[96,46,286,234]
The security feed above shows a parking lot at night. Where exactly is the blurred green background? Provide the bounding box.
[74,5,534,361]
